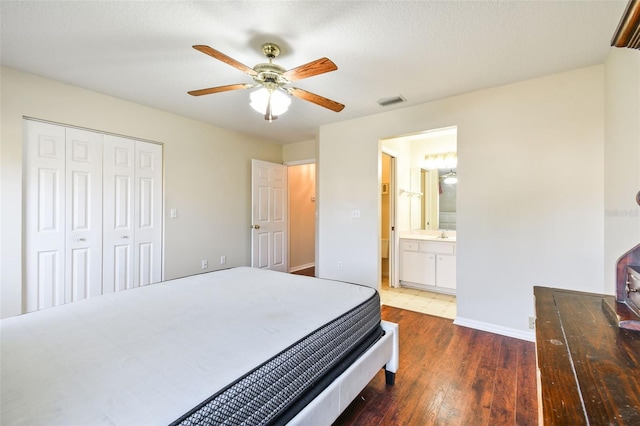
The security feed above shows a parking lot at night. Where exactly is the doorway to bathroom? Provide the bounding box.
[379,127,458,319]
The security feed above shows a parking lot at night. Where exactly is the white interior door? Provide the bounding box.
[251,159,288,272]
[134,141,162,286]
[24,121,67,312]
[65,128,103,302]
[103,135,135,292]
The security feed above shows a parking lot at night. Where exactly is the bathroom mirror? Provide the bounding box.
[412,168,457,230]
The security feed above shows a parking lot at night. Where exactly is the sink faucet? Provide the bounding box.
[439,230,447,239]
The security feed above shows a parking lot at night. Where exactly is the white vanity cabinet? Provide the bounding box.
[400,241,436,286]
[435,254,456,290]
[399,238,456,294]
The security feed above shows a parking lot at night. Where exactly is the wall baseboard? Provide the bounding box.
[289,262,315,273]
[453,316,535,342]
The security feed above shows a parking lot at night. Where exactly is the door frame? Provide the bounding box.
[381,147,399,288]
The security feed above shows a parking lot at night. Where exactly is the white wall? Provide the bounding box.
[283,139,316,163]
[318,65,605,339]
[604,49,640,292]
[0,66,282,318]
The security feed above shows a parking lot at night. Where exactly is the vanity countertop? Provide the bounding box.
[399,233,456,243]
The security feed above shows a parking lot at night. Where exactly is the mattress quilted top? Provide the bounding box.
[1,267,377,425]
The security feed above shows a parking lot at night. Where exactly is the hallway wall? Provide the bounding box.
[289,163,316,271]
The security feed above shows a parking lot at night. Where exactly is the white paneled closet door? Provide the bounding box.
[65,128,103,302]
[134,141,162,286]
[24,121,103,312]
[25,120,163,313]
[102,135,135,292]
[103,135,162,291]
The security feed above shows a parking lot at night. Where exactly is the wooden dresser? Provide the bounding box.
[534,286,640,425]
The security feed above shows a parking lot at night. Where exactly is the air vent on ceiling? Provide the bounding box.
[377,95,406,107]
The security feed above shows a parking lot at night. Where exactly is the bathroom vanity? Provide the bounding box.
[399,235,456,294]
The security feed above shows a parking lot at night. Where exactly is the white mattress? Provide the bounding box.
[1,267,377,425]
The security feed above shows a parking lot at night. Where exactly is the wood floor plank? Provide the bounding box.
[461,333,502,425]
[334,306,537,426]
[435,329,486,425]
[516,340,538,425]
[488,337,518,425]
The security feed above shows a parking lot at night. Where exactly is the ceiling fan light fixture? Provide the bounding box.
[188,43,344,117]
[250,88,291,116]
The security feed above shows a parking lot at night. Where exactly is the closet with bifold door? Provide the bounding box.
[24,119,163,313]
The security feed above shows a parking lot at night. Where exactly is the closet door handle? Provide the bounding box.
[121,235,129,239]
[76,238,86,242]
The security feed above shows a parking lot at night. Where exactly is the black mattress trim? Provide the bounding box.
[170,290,381,426]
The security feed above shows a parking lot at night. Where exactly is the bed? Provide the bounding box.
[1,267,399,425]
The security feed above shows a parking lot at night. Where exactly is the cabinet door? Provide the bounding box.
[436,254,456,289]
[401,251,436,286]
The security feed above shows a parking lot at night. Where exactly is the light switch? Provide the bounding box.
[170,208,177,218]
[351,209,361,219]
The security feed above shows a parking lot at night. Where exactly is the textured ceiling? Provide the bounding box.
[0,1,628,144]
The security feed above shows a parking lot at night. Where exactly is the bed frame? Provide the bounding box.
[289,320,399,425]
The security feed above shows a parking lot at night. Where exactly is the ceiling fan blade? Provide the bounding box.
[193,45,258,77]
[188,83,252,96]
[289,88,345,112]
[283,58,337,82]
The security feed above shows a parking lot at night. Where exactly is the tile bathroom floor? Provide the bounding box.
[379,277,457,320]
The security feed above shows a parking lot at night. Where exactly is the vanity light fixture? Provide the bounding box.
[423,152,457,169]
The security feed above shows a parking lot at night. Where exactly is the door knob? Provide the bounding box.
[252,224,260,229]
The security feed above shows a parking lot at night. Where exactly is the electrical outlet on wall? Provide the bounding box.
[201,259,208,269]
[220,256,226,265]
[337,261,343,270]
[528,316,535,329]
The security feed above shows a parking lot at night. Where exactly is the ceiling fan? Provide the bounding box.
[188,43,345,121]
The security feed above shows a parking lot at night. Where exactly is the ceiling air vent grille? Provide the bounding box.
[377,95,406,107]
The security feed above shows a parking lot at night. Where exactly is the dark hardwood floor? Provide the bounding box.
[334,305,538,426]
[291,267,315,277]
